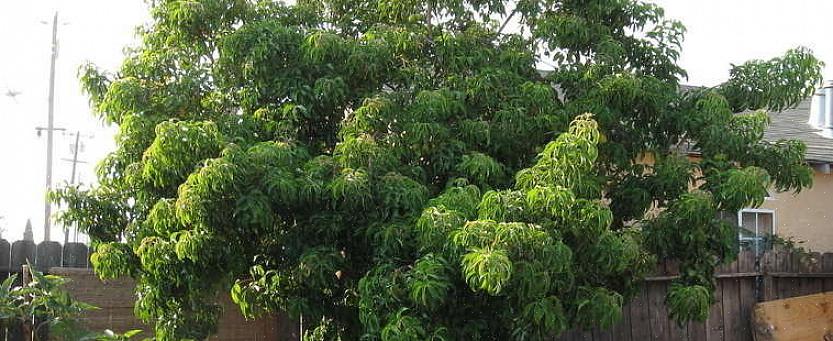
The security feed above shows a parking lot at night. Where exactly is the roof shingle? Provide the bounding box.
[764,98,833,163]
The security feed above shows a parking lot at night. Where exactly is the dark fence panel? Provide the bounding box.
[556,248,833,341]
[10,240,36,271]
[36,241,62,270]
[62,243,89,268]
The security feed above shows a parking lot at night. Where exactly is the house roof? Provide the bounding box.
[764,97,833,163]
[679,84,833,164]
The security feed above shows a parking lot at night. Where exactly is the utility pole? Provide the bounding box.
[67,131,83,183]
[60,131,91,244]
[43,12,59,242]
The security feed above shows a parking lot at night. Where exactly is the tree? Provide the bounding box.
[52,0,822,339]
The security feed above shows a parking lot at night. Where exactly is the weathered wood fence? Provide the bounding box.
[0,239,828,340]
[557,248,833,341]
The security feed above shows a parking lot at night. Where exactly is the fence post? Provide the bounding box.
[761,251,776,301]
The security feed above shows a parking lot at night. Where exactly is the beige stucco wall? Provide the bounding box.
[759,170,833,252]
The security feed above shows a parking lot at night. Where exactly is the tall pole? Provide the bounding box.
[63,131,80,245]
[69,131,80,183]
[44,12,58,242]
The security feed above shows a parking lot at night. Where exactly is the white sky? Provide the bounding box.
[1,0,833,242]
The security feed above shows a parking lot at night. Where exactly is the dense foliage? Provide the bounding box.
[53,0,822,339]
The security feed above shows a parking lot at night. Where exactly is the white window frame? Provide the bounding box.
[737,208,776,254]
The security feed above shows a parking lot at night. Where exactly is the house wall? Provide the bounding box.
[643,153,833,251]
[759,170,833,252]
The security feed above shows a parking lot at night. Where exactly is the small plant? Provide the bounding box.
[0,263,95,340]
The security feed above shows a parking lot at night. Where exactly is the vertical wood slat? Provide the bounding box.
[737,252,756,341]
[687,320,707,341]
[592,327,612,341]
[790,251,806,297]
[648,263,669,341]
[774,249,789,300]
[559,328,582,341]
[804,252,823,295]
[610,303,632,341]
[823,253,833,292]
[761,251,776,301]
[630,284,652,341]
[720,256,742,341]
[706,279,725,341]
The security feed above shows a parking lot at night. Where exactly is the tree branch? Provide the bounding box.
[498,8,519,35]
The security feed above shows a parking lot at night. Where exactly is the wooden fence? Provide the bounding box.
[0,240,828,340]
[557,249,833,341]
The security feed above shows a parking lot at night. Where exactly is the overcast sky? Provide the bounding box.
[1,0,833,242]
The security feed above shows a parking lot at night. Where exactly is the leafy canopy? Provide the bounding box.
[53,0,822,339]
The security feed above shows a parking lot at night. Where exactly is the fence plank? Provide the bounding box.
[823,253,833,292]
[667,318,688,341]
[774,250,790,300]
[592,327,609,341]
[804,252,823,295]
[792,251,808,297]
[647,281,668,340]
[8,323,24,341]
[610,303,632,341]
[737,252,755,341]
[558,329,580,341]
[687,320,707,341]
[722,256,743,341]
[630,284,652,341]
[762,251,776,301]
[788,251,803,298]
[706,279,725,341]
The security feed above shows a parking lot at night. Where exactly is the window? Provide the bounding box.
[738,209,775,254]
